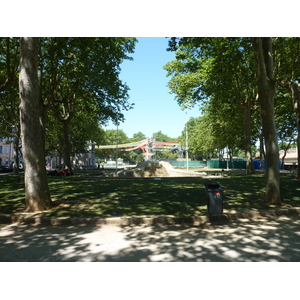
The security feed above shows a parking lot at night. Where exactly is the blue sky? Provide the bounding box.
[104,37,202,140]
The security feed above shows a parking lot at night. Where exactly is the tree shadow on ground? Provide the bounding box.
[0,225,98,262]
[112,215,300,262]
[1,214,300,262]
[2,173,300,217]
[45,177,209,218]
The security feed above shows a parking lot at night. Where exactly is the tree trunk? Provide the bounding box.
[288,82,300,179]
[280,140,292,171]
[62,119,73,174]
[252,37,281,205]
[19,37,52,211]
[259,133,265,169]
[262,98,281,204]
[297,133,300,179]
[243,102,255,174]
[12,125,20,174]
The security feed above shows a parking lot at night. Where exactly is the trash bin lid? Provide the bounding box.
[206,183,220,189]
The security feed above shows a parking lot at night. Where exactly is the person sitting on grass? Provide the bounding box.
[50,166,61,176]
[60,167,70,176]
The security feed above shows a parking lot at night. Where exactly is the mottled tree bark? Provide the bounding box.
[19,37,52,211]
[243,102,255,174]
[62,118,73,174]
[288,82,300,179]
[252,37,281,205]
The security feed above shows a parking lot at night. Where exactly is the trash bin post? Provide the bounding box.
[204,180,224,215]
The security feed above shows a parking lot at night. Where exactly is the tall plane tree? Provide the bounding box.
[19,37,52,211]
[275,37,300,179]
[41,38,136,173]
[251,37,281,204]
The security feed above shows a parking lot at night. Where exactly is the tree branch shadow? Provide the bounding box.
[1,214,300,262]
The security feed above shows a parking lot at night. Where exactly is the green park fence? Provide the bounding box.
[207,160,247,169]
[170,161,207,168]
[170,160,247,169]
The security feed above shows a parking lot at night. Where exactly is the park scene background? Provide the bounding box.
[1,5,300,298]
[0,37,299,218]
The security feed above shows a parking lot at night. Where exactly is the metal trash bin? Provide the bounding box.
[205,181,224,214]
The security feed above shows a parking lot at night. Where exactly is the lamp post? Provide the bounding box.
[227,145,229,170]
[222,130,229,170]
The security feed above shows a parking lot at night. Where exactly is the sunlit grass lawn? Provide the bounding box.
[0,170,299,218]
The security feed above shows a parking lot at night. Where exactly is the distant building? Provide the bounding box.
[279,148,298,166]
[72,152,96,168]
[254,147,298,170]
[0,137,14,167]
[72,141,96,168]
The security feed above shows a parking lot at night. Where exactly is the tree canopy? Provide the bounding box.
[39,37,137,172]
[164,37,300,204]
[0,37,138,211]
